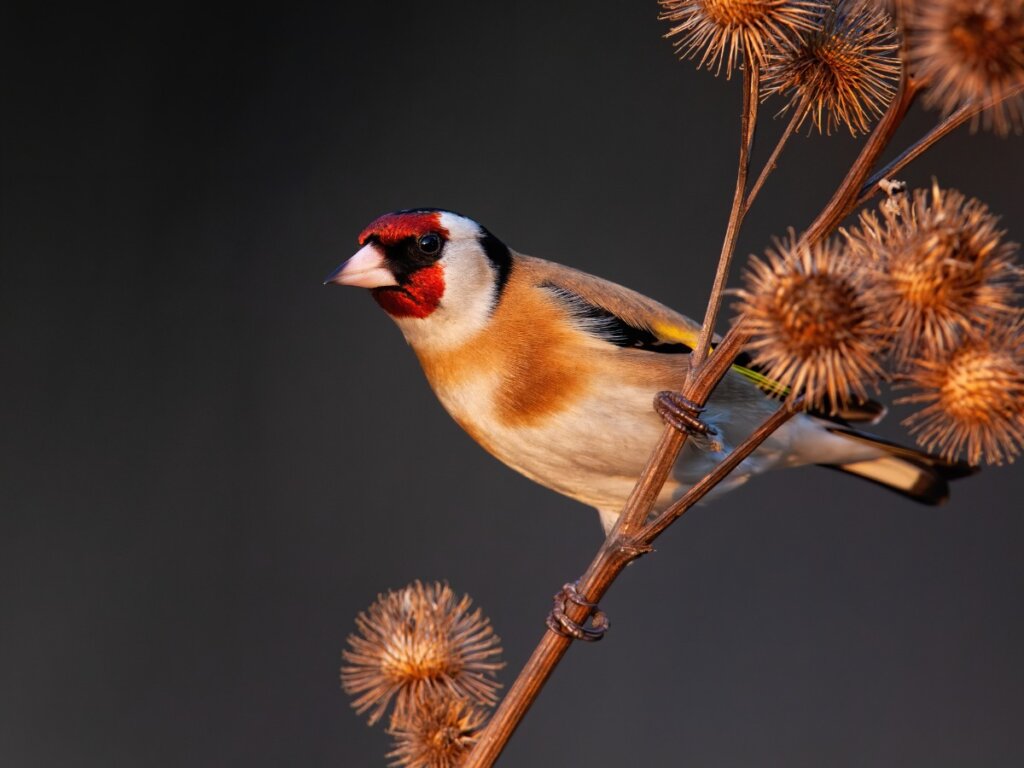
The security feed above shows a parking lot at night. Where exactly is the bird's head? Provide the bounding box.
[326,209,511,350]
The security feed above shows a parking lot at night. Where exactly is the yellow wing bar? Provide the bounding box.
[650,320,789,397]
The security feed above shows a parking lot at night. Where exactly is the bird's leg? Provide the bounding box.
[545,582,609,642]
[654,391,717,437]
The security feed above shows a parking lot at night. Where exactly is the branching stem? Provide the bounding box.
[464,327,791,768]
[745,99,808,214]
[802,74,921,245]
[640,397,801,541]
[465,64,762,765]
[462,18,1004,765]
[856,101,973,205]
[688,65,760,373]
[856,83,1024,207]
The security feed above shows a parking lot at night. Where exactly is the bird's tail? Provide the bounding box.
[818,426,978,505]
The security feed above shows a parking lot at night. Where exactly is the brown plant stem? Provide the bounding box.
[802,74,921,245]
[465,327,751,768]
[463,348,799,768]
[789,0,928,243]
[689,65,760,373]
[855,84,1024,207]
[467,54,928,768]
[744,99,808,214]
[465,64,764,768]
[462,9,1022,762]
[640,397,801,541]
[855,101,974,205]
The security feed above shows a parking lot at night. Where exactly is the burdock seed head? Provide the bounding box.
[899,317,1024,465]
[847,183,1022,361]
[341,581,503,727]
[763,1,901,135]
[659,0,827,78]
[734,232,887,411]
[386,691,488,768]
[908,0,1024,135]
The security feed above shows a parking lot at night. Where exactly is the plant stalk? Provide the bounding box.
[802,75,920,245]
[640,397,801,541]
[688,65,760,374]
[856,83,1024,207]
[744,99,808,214]
[465,63,764,768]
[464,347,798,768]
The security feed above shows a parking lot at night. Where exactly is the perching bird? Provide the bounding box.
[327,208,970,533]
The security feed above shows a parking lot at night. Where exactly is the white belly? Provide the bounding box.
[432,370,882,522]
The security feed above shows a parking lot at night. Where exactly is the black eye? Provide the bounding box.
[417,233,442,255]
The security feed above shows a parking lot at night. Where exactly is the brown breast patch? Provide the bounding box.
[416,276,591,428]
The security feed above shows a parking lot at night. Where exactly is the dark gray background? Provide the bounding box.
[3,3,1022,766]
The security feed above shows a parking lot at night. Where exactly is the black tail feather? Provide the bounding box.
[819,426,978,505]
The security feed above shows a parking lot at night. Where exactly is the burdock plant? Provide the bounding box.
[733,233,887,410]
[908,0,1024,134]
[846,182,1021,361]
[386,690,489,768]
[343,2,1023,765]
[762,1,901,136]
[899,320,1024,465]
[341,581,503,728]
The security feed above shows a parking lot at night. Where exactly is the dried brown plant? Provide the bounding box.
[342,581,503,726]
[659,0,827,77]
[846,183,1022,361]
[734,233,887,410]
[763,1,900,135]
[348,6,1024,766]
[899,318,1024,464]
[908,0,1024,134]
[387,691,488,768]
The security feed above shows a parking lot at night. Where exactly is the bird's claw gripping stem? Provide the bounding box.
[654,391,717,436]
[546,582,609,642]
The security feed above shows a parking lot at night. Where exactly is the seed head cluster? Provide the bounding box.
[737,182,1022,465]
[386,691,488,768]
[734,233,887,411]
[908,0,1024,135]
[763,2,900,135]
[659,0,826,77]
[341,581,503,728]
[899,320,1024,464]
[846,183,1021,361]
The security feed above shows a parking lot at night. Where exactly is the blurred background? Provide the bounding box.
[3,2,1022,765]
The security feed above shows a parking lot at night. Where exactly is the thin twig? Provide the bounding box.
[798,0,917,243]
[609,325,750,539]
[464,325,751,768]
[614,66,760,540]
[467,61,764,768]
[855,101,974,206]
[688,65,760,374]
[464,333,795,767]
[745,100,808,214]
[614,322,753,541]
[856,83,1024,207]
[469,41,922,768]
[801,74,921,245]
[640,397,802,541]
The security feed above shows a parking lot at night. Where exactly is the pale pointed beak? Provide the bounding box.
[323,243,399,288]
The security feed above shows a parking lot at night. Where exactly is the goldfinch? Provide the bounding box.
[326,209,970,532]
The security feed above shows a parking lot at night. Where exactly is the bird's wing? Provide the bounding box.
[514,254,704,351]
[514,254,886,424]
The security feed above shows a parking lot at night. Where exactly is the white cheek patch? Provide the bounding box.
[392,214,501,352]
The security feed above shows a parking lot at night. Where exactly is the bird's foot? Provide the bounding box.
[654,391,717,437]
[546,581,609,642]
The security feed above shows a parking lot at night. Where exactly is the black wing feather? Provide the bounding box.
[541,282,691,354]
